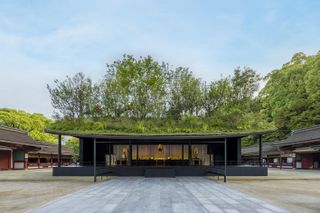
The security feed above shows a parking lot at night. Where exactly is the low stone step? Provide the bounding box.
[144,168,176,177]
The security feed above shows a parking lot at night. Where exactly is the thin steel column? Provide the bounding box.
[224,137,227,183]
[182,144,184,164]
[128,140,132,166]
[93,138,96,183]
[188,140,192,166]
[79,138,83,165]
[136,144,139,166]
[58,134,62,167]
[259,134,263,167]
[109,143,112,167]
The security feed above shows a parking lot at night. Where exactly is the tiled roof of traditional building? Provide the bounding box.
[0,126,43,149]
[242,143,278,156]
[274,125,320,146]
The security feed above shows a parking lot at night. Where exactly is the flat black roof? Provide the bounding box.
[45,129,274,141]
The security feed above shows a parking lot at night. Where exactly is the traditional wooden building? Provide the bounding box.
[0,126,73,170]
[242,143,294,169]
[242,125,320,170]
[0,126,42,169]
[46,130,268,182]
[276,125,320,169]
[28,142,73,168]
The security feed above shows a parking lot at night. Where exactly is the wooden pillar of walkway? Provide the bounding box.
[50,154,53,167]
[37,153,40,168]
[24,153,28,169]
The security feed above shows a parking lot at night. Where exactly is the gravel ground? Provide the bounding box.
[0,169,96,213]
[213,168,320,213]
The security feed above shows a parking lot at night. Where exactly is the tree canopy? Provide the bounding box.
[5,51,320,148]
[44,51,320,146]
[47,54,272,137]
[260,51,320,138]
[0,108,56,143]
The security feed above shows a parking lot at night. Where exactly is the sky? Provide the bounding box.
[0,0,320,118]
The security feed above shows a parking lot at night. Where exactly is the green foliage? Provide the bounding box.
[0,108,56,143]
[260,51,320,138]
[47,54,287,142]
[102,55,167,119]
[47,72,100,119]
[168,67,203,119]
[65,137,79,161]
[47,115,272,135]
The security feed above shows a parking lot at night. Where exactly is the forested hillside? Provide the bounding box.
[260,52,320,138]
[0,108,56,143]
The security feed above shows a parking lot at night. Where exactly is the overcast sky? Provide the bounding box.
[0,0,320,118]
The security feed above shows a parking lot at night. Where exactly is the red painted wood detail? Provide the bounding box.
[0,150,11,169]
[301,154,314,169]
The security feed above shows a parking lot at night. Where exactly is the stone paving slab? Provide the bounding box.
[29,177,290,213]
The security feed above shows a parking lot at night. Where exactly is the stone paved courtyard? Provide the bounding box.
[29,177,289,213]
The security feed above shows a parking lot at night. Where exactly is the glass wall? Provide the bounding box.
[113,145,129,166]
[112,144,210,166]
[191,145,210,166]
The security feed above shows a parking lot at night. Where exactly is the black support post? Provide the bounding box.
[188,141,192,166]
[109,143,112,167]
[224,137,227,183]
[79,138,83,165]
[128,140,132,166]
[259,134,263,167]
[136,144,139,165]
[182,144,184,164]
[58,134,62,167]
[93,138,96,183]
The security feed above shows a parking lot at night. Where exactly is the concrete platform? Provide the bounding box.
[53,166,268,176]
[29,177,289,213]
